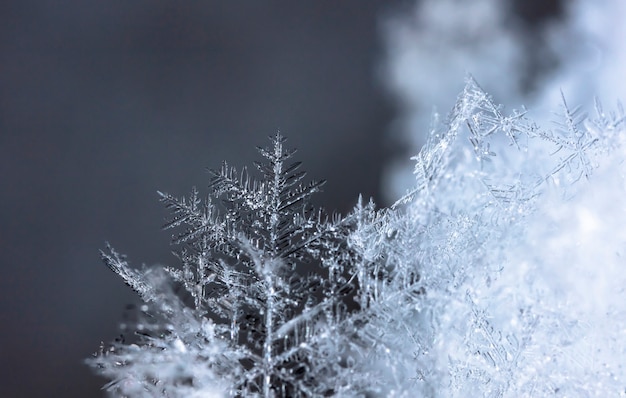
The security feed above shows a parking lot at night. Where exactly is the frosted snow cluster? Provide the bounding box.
[366,78,626,396]
[90,77,626,396]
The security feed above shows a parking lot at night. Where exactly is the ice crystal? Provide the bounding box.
[90,79,626,397]
[89,134,366,397]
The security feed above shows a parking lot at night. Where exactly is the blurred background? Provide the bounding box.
[4,0,619,396]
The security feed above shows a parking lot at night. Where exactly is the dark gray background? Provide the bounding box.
[0,1,560,397]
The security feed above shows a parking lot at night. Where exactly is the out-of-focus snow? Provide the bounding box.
[381,0,626,201]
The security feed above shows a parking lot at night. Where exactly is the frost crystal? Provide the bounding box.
[90,80,626,397]
[89,134,367,397]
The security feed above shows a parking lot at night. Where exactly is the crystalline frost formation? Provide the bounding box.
[89,78,626,397]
